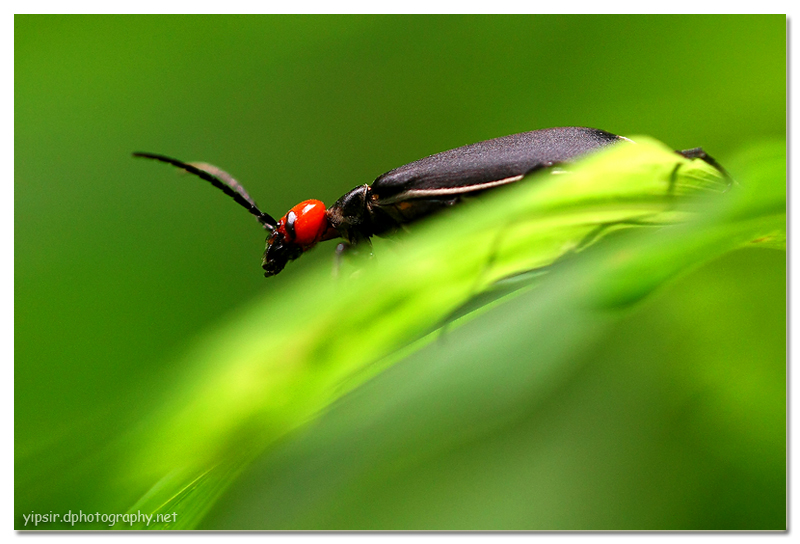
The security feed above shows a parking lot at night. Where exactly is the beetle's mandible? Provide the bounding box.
[134,127,729,277]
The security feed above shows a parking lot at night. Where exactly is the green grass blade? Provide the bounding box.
[104,137,782,529]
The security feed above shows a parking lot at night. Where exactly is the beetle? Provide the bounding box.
[134,126,729,277]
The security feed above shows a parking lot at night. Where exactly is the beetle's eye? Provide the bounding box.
[285,199,328,247]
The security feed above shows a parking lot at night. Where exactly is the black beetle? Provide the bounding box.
[134,127,728,277]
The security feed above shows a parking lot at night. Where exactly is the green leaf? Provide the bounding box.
[105,137,782,529]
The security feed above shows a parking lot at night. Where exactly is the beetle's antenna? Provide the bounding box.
[133,152,278,230]
[675,148,735,189]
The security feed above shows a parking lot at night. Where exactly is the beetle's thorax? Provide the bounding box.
[326,185,379,244]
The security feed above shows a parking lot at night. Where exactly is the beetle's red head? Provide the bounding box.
[262,199,330,277]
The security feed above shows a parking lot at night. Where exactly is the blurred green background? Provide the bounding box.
[15,15,785,529]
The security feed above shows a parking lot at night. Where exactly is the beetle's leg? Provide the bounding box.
[667,162,682,197]
[574,217,668,252]
[332,239,373,278]
[332,242,349,278]
[677,147,720,167]
[435,215,526,340]
[676,147,734,190]
[458,165,565,297]
[438,214,671,336]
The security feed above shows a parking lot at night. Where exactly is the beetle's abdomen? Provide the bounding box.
[371,127,624,202]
